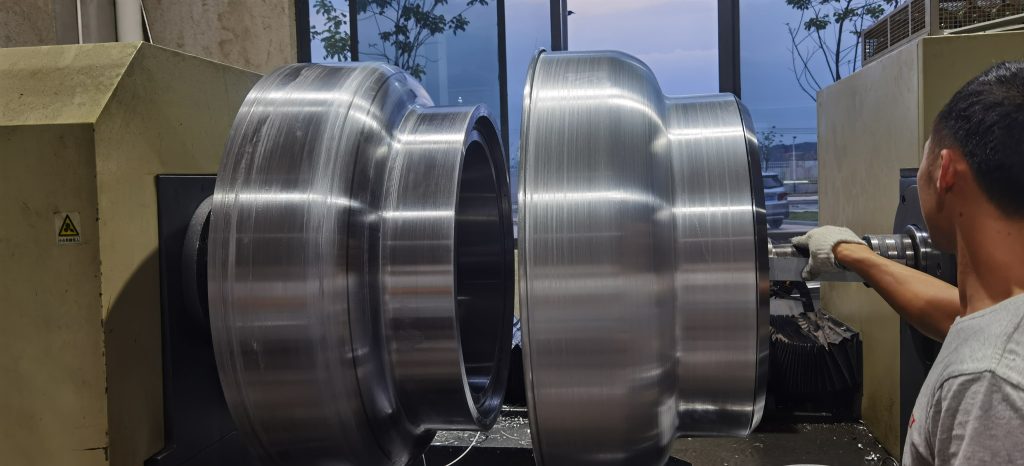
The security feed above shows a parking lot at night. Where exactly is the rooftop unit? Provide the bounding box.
[863,0,1024,64]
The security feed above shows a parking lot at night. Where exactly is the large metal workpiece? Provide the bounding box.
[517,50,769,465]
[208,63,515,465]
[206,50,774,466]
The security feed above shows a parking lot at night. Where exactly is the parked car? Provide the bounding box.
[763,172,790,229]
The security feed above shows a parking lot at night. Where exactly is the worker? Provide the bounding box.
[794,61,1024,465]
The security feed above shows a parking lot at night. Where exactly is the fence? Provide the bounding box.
[764,160,817,181]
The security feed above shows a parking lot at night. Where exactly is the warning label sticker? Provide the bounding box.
[55,212,82,245]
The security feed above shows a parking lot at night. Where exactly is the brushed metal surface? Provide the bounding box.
[670,94,769,437]
[208,63,514,465]
[518,50,769,465]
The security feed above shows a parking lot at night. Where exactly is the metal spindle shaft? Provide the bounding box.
[769,233,917,282]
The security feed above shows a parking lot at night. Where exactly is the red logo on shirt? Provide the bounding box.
[909,414,916,429]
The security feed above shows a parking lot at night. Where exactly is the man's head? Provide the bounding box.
[918,61,1024,252]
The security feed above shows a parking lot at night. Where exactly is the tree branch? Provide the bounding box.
[832,0,856,81]
[784,0,896,101]
[808,4,837,81]
[788,21,825,93]
[788,25,819,101]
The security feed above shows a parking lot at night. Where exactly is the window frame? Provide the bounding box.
[718,0,740,97]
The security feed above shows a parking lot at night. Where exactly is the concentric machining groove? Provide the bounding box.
[208,63,515,466]
[518,50,769,465]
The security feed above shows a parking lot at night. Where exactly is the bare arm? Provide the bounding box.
[834,242,961,341]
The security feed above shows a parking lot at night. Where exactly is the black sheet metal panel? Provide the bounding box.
[207,63,515,466]
[767,310,863,420]
[148,175,255,466]
[518,50,768,465]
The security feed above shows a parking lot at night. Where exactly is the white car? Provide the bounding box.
[763,172,790,229]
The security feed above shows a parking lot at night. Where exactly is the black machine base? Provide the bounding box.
[148,175,255,466]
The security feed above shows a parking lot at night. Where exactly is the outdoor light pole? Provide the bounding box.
[791,136,797,181]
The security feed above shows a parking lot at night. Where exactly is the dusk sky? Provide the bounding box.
[566,0,719,96]
[310,0,834,162]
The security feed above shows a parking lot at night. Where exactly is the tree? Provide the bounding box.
[310,0,489,79]
[757,126,780,168]
[311,0,352,61]
[785,0,898,101]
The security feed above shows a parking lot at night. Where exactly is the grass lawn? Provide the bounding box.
[789,211,819,222]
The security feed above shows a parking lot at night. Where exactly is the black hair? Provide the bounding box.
[932,61,1024,218]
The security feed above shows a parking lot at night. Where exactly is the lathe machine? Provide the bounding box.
[141,50,953,466]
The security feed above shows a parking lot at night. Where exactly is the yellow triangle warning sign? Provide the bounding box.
[59,214,80,237]
[55,212,82,244]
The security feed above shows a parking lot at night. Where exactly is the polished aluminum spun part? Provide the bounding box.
[208,63,514,465]
[518,50,769,465]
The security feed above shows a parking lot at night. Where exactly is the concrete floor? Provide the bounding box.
[671,420,893,466]
[427,414,895,466]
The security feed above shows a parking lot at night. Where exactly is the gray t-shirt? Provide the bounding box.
[904,293,1024,465]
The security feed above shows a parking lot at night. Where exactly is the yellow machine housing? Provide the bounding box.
[0,42,258,466]
[818,31,1024,455]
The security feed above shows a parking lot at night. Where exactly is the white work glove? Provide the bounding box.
[790,226,866,281]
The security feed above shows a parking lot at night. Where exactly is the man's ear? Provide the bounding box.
[937,148,959,193]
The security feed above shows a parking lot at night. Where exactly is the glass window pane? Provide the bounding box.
[741,0,821,233]
[505,1,550,221]
[566,0,719,95]
[307,0,512,228]
[355,1,502,122]
[309,0,352,63]
[308,0,503,138]
[741,1,898,234]
[762,174,784,189]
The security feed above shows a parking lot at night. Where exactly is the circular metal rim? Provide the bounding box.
[182,195,212,331]
[209,63,513,465]
[209,63,417,466]
[518,50,769,465]
[452,117,516,426]
[519,49,678,465]
[382,106,514,431]
[736,100,771,434]
[516,46,546,461]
